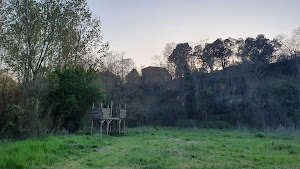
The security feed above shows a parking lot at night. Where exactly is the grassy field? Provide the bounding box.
[0,127,300,169]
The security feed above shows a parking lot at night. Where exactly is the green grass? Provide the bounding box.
[0,128,300,169]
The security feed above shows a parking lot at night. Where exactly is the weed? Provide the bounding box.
[254,133,265,138]
[269,140,295,152]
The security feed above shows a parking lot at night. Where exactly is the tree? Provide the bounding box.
[201,43,216,72]
[0,71,20,112]
[200,38,234,71]
[218,38,234,69]
[276,27,300,59]
[126,68,141,85]
[168,43,192,78]
[167,43,196,119]
[46,67,105,132]
[162,43,177,79]
[151,55,166,67]
[0,0,108,82]
[193,44,209,72]
[99,70,122,103]
[277,27,300,110]
[238,34,279,64]
[184,69,195,119]
[103,52,135,83]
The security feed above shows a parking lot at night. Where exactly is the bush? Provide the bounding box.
[254,133,265,138]
[269,141,295,153]
[45,67,106,133]
[0,104,25,138]
[174,120,198,128]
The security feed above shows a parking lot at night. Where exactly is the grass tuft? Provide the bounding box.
[254,133,265,138]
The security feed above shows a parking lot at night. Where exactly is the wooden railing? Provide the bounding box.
[90,101,127,136]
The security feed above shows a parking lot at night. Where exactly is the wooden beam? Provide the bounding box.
[106,120,112,135]
[110,101,113,117]
[90,120,93,135]
[118,120,122,134]
[100,120,105,136]
[123,119,126,133]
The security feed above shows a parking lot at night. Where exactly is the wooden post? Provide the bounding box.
[118,120,121,134]
[119,104,121,118]
[123,119,126,133]
[106,120,112,135]
[109,121,112,133]
[110,101,113,117]
[91,120,93,135]
[106,120,109,135]
[100,120,105,136]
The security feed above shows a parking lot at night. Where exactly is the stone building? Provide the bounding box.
[141,66,171,86]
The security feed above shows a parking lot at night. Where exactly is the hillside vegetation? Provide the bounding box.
[1,128,300,169]
[1,0,300,138]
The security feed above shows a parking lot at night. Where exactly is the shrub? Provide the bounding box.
[174,120,198,128]
[254,133,265,138]
[45,67,106,133]
[0,104,25,138]
[269,141,295,152]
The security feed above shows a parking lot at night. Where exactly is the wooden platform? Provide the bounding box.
[90,101,126,136]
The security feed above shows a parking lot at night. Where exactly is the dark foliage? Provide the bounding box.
[45,67,105,132]
[0,104,25,138]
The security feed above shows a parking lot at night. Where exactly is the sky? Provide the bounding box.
[86,0,300,68]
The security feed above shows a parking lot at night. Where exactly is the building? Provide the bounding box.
[141,66,171,86]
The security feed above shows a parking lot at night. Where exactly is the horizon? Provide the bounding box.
[86,0,300,68]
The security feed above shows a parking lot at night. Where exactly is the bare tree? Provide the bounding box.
[162,43,177,79]
[103,51,135,82]
[276,28,300,107]
[151,54,166,67]
[276,27,300,58]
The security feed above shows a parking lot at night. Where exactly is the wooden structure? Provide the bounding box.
[90,101,127,136]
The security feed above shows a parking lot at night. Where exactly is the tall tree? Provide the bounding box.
[168,43,192,78]
[0,0,108,82]
[104,52,135,82]
[277,27,300,109]
[238,34,279,64]
[200,38,234,70]
[162,42,177,79]
[126,68,141,85]
[218,38,234,69]
[201,43,216,72]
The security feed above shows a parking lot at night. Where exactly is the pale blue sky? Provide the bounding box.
[87,0,300,67]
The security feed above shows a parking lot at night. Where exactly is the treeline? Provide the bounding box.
[92,30,300,130]
[122,31,300,130]
[1,0,300,139]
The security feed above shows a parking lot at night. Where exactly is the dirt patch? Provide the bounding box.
[93,148,106,152]
[186,141,197,144]
[169,138,182,142]
[69,143,78,147]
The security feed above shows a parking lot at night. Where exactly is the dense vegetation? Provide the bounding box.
[117,33,300,130]
[1,0,300,140]
[0,128,300,168]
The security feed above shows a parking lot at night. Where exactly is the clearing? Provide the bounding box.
[0,128,300,168]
